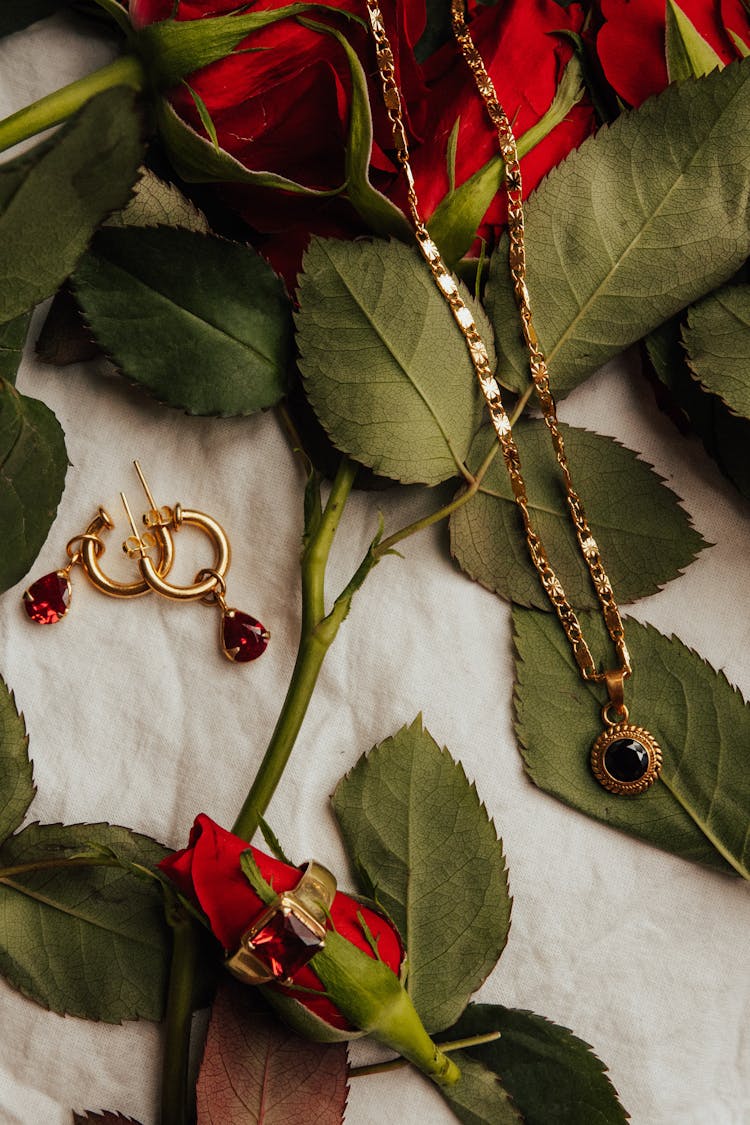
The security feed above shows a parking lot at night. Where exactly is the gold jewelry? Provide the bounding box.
[226,860,337,985]
[22,504,174,624]
[121,461,270,664]
[366,0,662,794]
[78,504,175,600]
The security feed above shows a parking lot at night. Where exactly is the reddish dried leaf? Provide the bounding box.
[197,981,348,1125]
[73,1114,143,1124]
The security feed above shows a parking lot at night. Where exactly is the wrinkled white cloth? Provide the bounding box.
[1,16,749,1125]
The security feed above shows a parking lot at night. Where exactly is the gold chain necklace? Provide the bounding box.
[365,0,662,795]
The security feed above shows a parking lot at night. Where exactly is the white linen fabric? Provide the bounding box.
[1,16,749,1125]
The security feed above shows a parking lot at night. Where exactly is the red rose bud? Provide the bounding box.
[406,0,596,250]
[159,815,460,1085]
[128,0,428,286]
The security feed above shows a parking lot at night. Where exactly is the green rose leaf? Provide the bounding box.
[297,238,488,485]
[36,285,99,368]
[450,420,705,609]
[646,316,750,501]
[196,982,348,1125]
[682,282,750,417]
[0,377,67,594]
[0,822,170,1021]
[0,676,33,849]
[443,1004,628,1125]
[105,168,209,233]
[513,608,750,876]
[73,1114,143,1125]
[0,87,145,323]
[487,61,750,395]
[438,1055,522,1125]
[72,226,292,416]
[0,312,31,385]
[332,717,511,1033]
[0,0,71,37]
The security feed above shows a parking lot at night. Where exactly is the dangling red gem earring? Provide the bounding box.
[22,502,175,624]
[22,509,113,624]
[121,461,270,664]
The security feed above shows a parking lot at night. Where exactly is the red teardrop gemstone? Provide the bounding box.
[221,609,269,662]
[23,571,72,624]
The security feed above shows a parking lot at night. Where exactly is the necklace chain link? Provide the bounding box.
[365,0,630,685]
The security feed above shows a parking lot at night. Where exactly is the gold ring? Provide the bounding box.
[226,860,337,985]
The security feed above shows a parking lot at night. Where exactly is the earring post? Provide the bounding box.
[133,460,159,512]
[120,491,140,539]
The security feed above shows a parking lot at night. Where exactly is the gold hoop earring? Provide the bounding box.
[78,502,175,600]
[121,462,270,664]
[22,505,173,624]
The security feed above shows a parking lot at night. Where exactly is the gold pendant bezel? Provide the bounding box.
[591,722,662,796]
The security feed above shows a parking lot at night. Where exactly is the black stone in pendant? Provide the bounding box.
[590,722,662,795]
[603,737,650,783]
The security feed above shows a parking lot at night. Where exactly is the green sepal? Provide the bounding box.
[155,97,345,194]
[730,29,750,57]
[310,931,461,1086]
[428,56,585,267]
[239,850,276,906]
[135,4,355,88]
[261,983,368,1043]
[258,817,294,866]
[300,17,411,240]
[666,0,724,82]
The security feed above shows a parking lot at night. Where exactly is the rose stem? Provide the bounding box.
[231,383,538,837]
[0,56,145,156]
[161,375,539,1114]
[232,455,359,839]
[349,1031,502,1077]
[161,911,200,1125]
[160,457,359,1123]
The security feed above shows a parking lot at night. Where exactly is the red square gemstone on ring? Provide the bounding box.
[250,908,323,980]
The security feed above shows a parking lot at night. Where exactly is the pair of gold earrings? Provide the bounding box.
[22,462,270,664]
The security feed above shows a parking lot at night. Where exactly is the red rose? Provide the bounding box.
[129,1,596,278]
[159,813,403,1030]
[407,0,596,245]
[597,0,749,106]
[128,0,428,283]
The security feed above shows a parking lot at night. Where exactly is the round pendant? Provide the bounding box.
[591,723,662,795]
